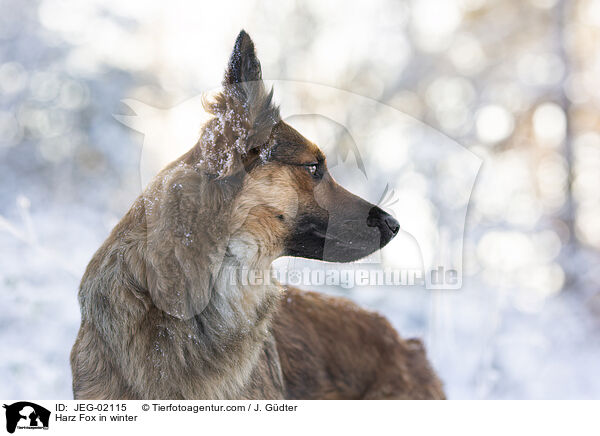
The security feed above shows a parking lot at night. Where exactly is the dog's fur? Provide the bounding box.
[71,30,445,400]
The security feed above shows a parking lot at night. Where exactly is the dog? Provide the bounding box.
[70,30,445,400]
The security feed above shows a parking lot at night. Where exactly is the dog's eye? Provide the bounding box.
[305,164,318,176]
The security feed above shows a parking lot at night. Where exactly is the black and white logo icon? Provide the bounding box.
[3,402,50,434]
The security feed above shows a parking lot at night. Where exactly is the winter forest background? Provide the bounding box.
[1,0,600,399]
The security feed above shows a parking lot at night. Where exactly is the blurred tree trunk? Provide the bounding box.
[556,0,578,288]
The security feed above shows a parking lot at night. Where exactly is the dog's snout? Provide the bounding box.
[367,207,400,247]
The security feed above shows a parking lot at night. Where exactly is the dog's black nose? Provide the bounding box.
[367,207,400,247]
[384,214,400,235]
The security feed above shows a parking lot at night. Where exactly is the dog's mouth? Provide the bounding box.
[312,228,374,252]
[285,212,398,263]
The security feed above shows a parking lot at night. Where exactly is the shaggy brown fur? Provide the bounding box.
[70,30,445,400]
[274,288,445,399]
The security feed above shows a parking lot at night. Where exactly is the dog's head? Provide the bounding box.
[143,30,399,317]
[205,30,399,263]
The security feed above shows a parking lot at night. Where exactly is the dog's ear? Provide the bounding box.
[143,167,231,319]
[224,29,263,92]
[199,30,280,177]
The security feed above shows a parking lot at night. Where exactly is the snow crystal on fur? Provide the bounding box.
[197,30,280,177]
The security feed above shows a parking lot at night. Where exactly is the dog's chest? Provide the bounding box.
[237,334,285,399]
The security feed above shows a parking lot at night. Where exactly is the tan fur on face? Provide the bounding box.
[228,163,299,264]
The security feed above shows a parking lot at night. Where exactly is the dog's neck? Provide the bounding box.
[196,253,280,337]
[170,253,280,397]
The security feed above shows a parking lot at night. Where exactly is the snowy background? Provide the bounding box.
[1,0,600,399]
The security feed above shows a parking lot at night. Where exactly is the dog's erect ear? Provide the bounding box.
[224,29,263,90]
[199,30,280,177]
